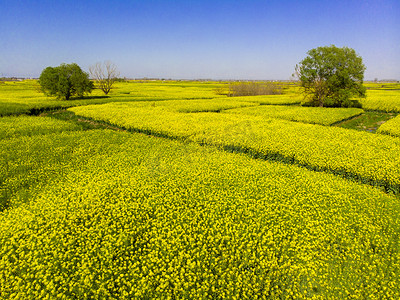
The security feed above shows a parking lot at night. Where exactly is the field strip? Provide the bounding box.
[224,105,364,126]
[65,108,400,196]
[377,114,400,137]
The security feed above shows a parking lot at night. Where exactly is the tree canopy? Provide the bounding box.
[295,45,366,107]
[39,63,94,100]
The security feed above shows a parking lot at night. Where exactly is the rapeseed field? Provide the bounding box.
[377,114,400,137]
[224,105,363,125]
[0,80,399,299]
[69,102,400,193]
[0,80,226,116]
[361,83,400,112]
[0,115,82,140]
[1,130,399,299]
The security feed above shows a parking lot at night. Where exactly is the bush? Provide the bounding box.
[227,82,282,97]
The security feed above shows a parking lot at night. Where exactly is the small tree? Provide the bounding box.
[294,45,366,107]
[89,61,120,95]
[39,63,93,100]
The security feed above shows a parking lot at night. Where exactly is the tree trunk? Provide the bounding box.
[65,90,71,100]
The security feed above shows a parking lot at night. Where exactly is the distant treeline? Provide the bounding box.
[0,77,26,81]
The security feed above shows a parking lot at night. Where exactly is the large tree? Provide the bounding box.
[89,61,120,95]
[39,63,94,100]
[295,45,366,107]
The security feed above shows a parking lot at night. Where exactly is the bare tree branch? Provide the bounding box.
[89,61,120,95]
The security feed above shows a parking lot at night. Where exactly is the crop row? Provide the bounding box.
[360,89,400,112]
[225,94,302,105]
[139,98,258,113]
[377,114,400,137]
[225,105,363,125]
[0,115,82,140]
[1,129,399,299]
[70,103,400,193]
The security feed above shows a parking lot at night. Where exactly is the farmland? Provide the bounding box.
[1,80,400,299]
[377,114,400,137]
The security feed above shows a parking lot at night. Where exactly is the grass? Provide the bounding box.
[42,110,122,131]
[335,111,398,132]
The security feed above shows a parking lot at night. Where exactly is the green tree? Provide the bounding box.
[39,63,94,100]
[294,45,366,107]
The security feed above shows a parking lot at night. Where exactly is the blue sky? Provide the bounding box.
[1,0,399,80]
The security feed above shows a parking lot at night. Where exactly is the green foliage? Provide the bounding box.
[295,45,366,107]
[336,111,398,133]
[39,63,94,100]
[1,130,399,298]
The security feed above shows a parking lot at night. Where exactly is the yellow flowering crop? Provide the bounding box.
[0,115,81,140]
[0,80,301,116]
[225,105,363,125]
[0,80,226,116]
[377,114,400,137]
[222,94,302,105]
[70,103,400,193]
[1,80,400,298]
[360,85,400,112]
[1,130,399,299]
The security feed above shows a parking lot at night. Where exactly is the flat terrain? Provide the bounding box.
[1,80,400,299]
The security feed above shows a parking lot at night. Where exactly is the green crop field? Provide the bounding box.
[1,80,400,299]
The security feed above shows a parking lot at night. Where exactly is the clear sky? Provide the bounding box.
[1,0,399,80]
